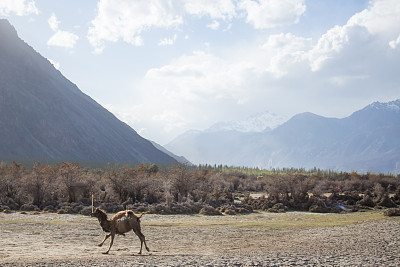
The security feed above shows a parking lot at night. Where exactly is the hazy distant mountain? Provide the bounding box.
[0,19,176,165]
[166,100,400,173]
[150,140,192,165]
[207,111,287,133]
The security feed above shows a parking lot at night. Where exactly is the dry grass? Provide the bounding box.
[0,218,78,225]
[143,210,393,230]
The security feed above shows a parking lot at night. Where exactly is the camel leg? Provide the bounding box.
[98,233,111,247]
[133,229,149,254]
[103,234,115,254]
[132,228,143,254]
[141,233,150,253]
[139,239,143,255]
[130,220,150,254]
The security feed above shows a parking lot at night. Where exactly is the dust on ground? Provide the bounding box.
[0,211,399,266]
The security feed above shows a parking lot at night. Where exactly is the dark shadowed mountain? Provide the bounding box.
[0,19,176,165]
[166,100,400,173]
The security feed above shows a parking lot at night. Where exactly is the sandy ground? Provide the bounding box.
[0,211,399,266]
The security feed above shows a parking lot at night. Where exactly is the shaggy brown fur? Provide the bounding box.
[91,208,150,254]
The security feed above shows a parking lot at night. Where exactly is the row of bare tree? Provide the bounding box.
[0,161,399,212]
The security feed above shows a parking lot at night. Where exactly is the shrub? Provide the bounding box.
[57,207,74,214]
[80,206,93,216]
[199,205,222,215]
[383,208,400,217]
[42,206,56,213]
[393,186,400,205]
[0,205,10,212]
[2,198,18,210]
[218,204,252,215]
[357,191,375,208]
[100,203,124,213]
[308,197,329,213]
[268,203,288,213]
[20,203,40,212]
[377,193,397,208]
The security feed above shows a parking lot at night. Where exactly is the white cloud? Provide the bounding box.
[88,0,183,53]
[48,13,60,31]
[347,0,400,37]
[262,33,311,51]
[47,30,79,49]
[144,51,253,102]
[158,34,177,46]
[207,20,220,30]
[261,33,312,77]
[86,0,314,52]
[238,0,306,29]
[308,25,358,71]
[0,0,38,16]
[389,35,400,49]
[309,0,400,71]
[182,0,236,20]
[47,13,79,49]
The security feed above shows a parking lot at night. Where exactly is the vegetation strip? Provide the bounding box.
[1,162,399,216]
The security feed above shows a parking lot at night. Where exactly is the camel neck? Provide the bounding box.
[98,217,111,232]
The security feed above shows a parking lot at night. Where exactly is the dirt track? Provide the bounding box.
[1,211,399,266]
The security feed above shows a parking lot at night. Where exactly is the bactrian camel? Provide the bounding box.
[91,208,150,254]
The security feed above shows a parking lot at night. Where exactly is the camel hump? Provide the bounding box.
[126,210,140,217]
[125,210,145,220]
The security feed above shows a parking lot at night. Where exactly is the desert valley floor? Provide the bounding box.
[0,211,399,266]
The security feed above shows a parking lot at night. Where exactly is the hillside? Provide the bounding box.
[166,100,400,173]
[0,19,176,165]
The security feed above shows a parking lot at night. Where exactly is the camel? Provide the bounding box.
[91,208,150,254]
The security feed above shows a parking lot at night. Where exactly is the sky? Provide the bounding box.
[1,0,400,145]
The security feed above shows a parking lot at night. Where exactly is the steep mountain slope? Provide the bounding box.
[0,19,175,165]
[166,100,400,173]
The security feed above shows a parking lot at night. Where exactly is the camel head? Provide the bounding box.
[92,208,111,233]
[91,208,107,220]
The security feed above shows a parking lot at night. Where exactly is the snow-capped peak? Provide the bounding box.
[207,111,288,133]
[368,99,400,112]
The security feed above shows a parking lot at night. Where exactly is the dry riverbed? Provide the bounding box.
[0,210,399,266]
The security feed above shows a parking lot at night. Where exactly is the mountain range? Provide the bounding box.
[166,100,400,173]
[0,19,176,165]
[207,111,287,133]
